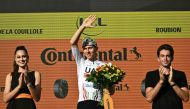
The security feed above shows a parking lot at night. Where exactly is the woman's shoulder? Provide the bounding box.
[5,72,13,81]
[6,72,12,77]
[33,71,41,77]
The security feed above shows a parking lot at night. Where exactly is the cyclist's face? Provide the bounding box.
[83,45,97,60]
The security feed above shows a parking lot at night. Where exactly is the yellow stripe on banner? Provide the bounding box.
[0,11,190,40]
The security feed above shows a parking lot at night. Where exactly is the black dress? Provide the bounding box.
[6,71,36,109]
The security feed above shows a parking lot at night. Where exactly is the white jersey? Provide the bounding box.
[72,45,105,102]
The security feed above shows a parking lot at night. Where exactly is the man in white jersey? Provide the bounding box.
[70,15,105,109]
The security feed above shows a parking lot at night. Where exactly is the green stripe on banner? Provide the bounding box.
[0,11,190,40]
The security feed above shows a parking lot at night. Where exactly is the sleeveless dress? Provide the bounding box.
[6,71,36,109]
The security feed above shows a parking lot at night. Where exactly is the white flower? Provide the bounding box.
[107,62,112,67]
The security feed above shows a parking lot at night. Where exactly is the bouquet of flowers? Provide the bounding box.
[86,63,126,108]
[86,63,125,89]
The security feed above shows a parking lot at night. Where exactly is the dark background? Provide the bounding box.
[0,0,190,13]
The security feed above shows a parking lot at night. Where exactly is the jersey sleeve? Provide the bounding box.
[145,71,154,88]
[178,71,188,88]
[71,45,82,64]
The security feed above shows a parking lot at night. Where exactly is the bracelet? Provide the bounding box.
[171,83,176,87]
[27,83,33,88]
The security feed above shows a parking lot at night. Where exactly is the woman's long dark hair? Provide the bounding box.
[12,46,29,74]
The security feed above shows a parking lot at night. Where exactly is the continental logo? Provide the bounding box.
[76,17,107,36]
[41,47,142,65]
[115,83,130,92]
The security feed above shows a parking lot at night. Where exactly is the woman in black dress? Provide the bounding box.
[3,46,41,109]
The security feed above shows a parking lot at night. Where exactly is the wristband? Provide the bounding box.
[27,83,33,88]
[171,83,176,87]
